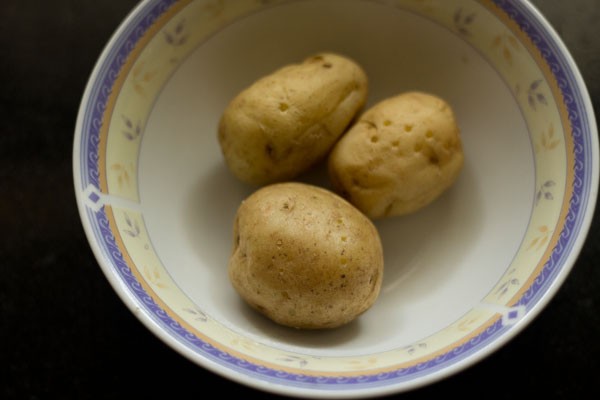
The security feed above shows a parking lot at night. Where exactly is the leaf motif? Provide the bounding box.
[545,192,554,200]
[143,265,151,280]
[122,115,133,129]
[543,180,556,187]
[495,281,508,294]
[527,236,539,250]
[134,83,145,96]
[111,164,122,171]
[175,19,185,34]
[536,93,548,105]
[132,61,144,78]
[508,35,519,49]
[537,235,549,250]
[503,47,512,64]
[492,35,502,48]
[143,71,155,82]
[549,140,560,149]
[528,94,536,110]
[186,308,208,322]
[164,31,174,44]
[204,0,225,17]
[124,213,132,227]
[538,225,549,233]
[465,13,475,24]
[536,190,542,204]
[454,8,462,24]
[530,79,543,90]
[123,229,136,237]
[458,27,469,36]
[458,317,479,331]
[541,133,548,147]
[178,35,188,45]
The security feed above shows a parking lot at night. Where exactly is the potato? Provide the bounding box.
[328,92,464,218]
[218,53,368,185]
[228,182,383,329]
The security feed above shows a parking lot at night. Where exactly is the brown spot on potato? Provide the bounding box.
[363,120,377,129]
[384,202,395,217]
[279,102,289,111]
[323,62,332,68]
[265,143,274,158]
[281,198,295,212]
[369,271,379,284]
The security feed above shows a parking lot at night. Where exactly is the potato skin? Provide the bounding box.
[328,92,464,218]
[228,182,383,329]
[218,53,368,186]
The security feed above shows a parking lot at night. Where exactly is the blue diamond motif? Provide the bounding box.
[88,191,100,203]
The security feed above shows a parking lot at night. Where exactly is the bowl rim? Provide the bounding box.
[73,0,599,397]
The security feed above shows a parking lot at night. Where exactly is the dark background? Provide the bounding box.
[1,0,598,398]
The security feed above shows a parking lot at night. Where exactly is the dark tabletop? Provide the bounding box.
[1,0,599,399]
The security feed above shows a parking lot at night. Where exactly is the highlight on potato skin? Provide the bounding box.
[228,182,384,329]
[217,52,368,186]
[328,91,464,219]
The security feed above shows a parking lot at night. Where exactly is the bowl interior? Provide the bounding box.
[141,0,532,352]
[74,0,597,397]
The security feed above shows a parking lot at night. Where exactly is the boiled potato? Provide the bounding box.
[228,182,383,329]
[328,92,464,218]
[218,53,368,185]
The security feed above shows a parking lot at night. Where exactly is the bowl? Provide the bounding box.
[73,0,598,397]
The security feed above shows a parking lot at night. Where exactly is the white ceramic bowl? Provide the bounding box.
[73,0,598,398]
